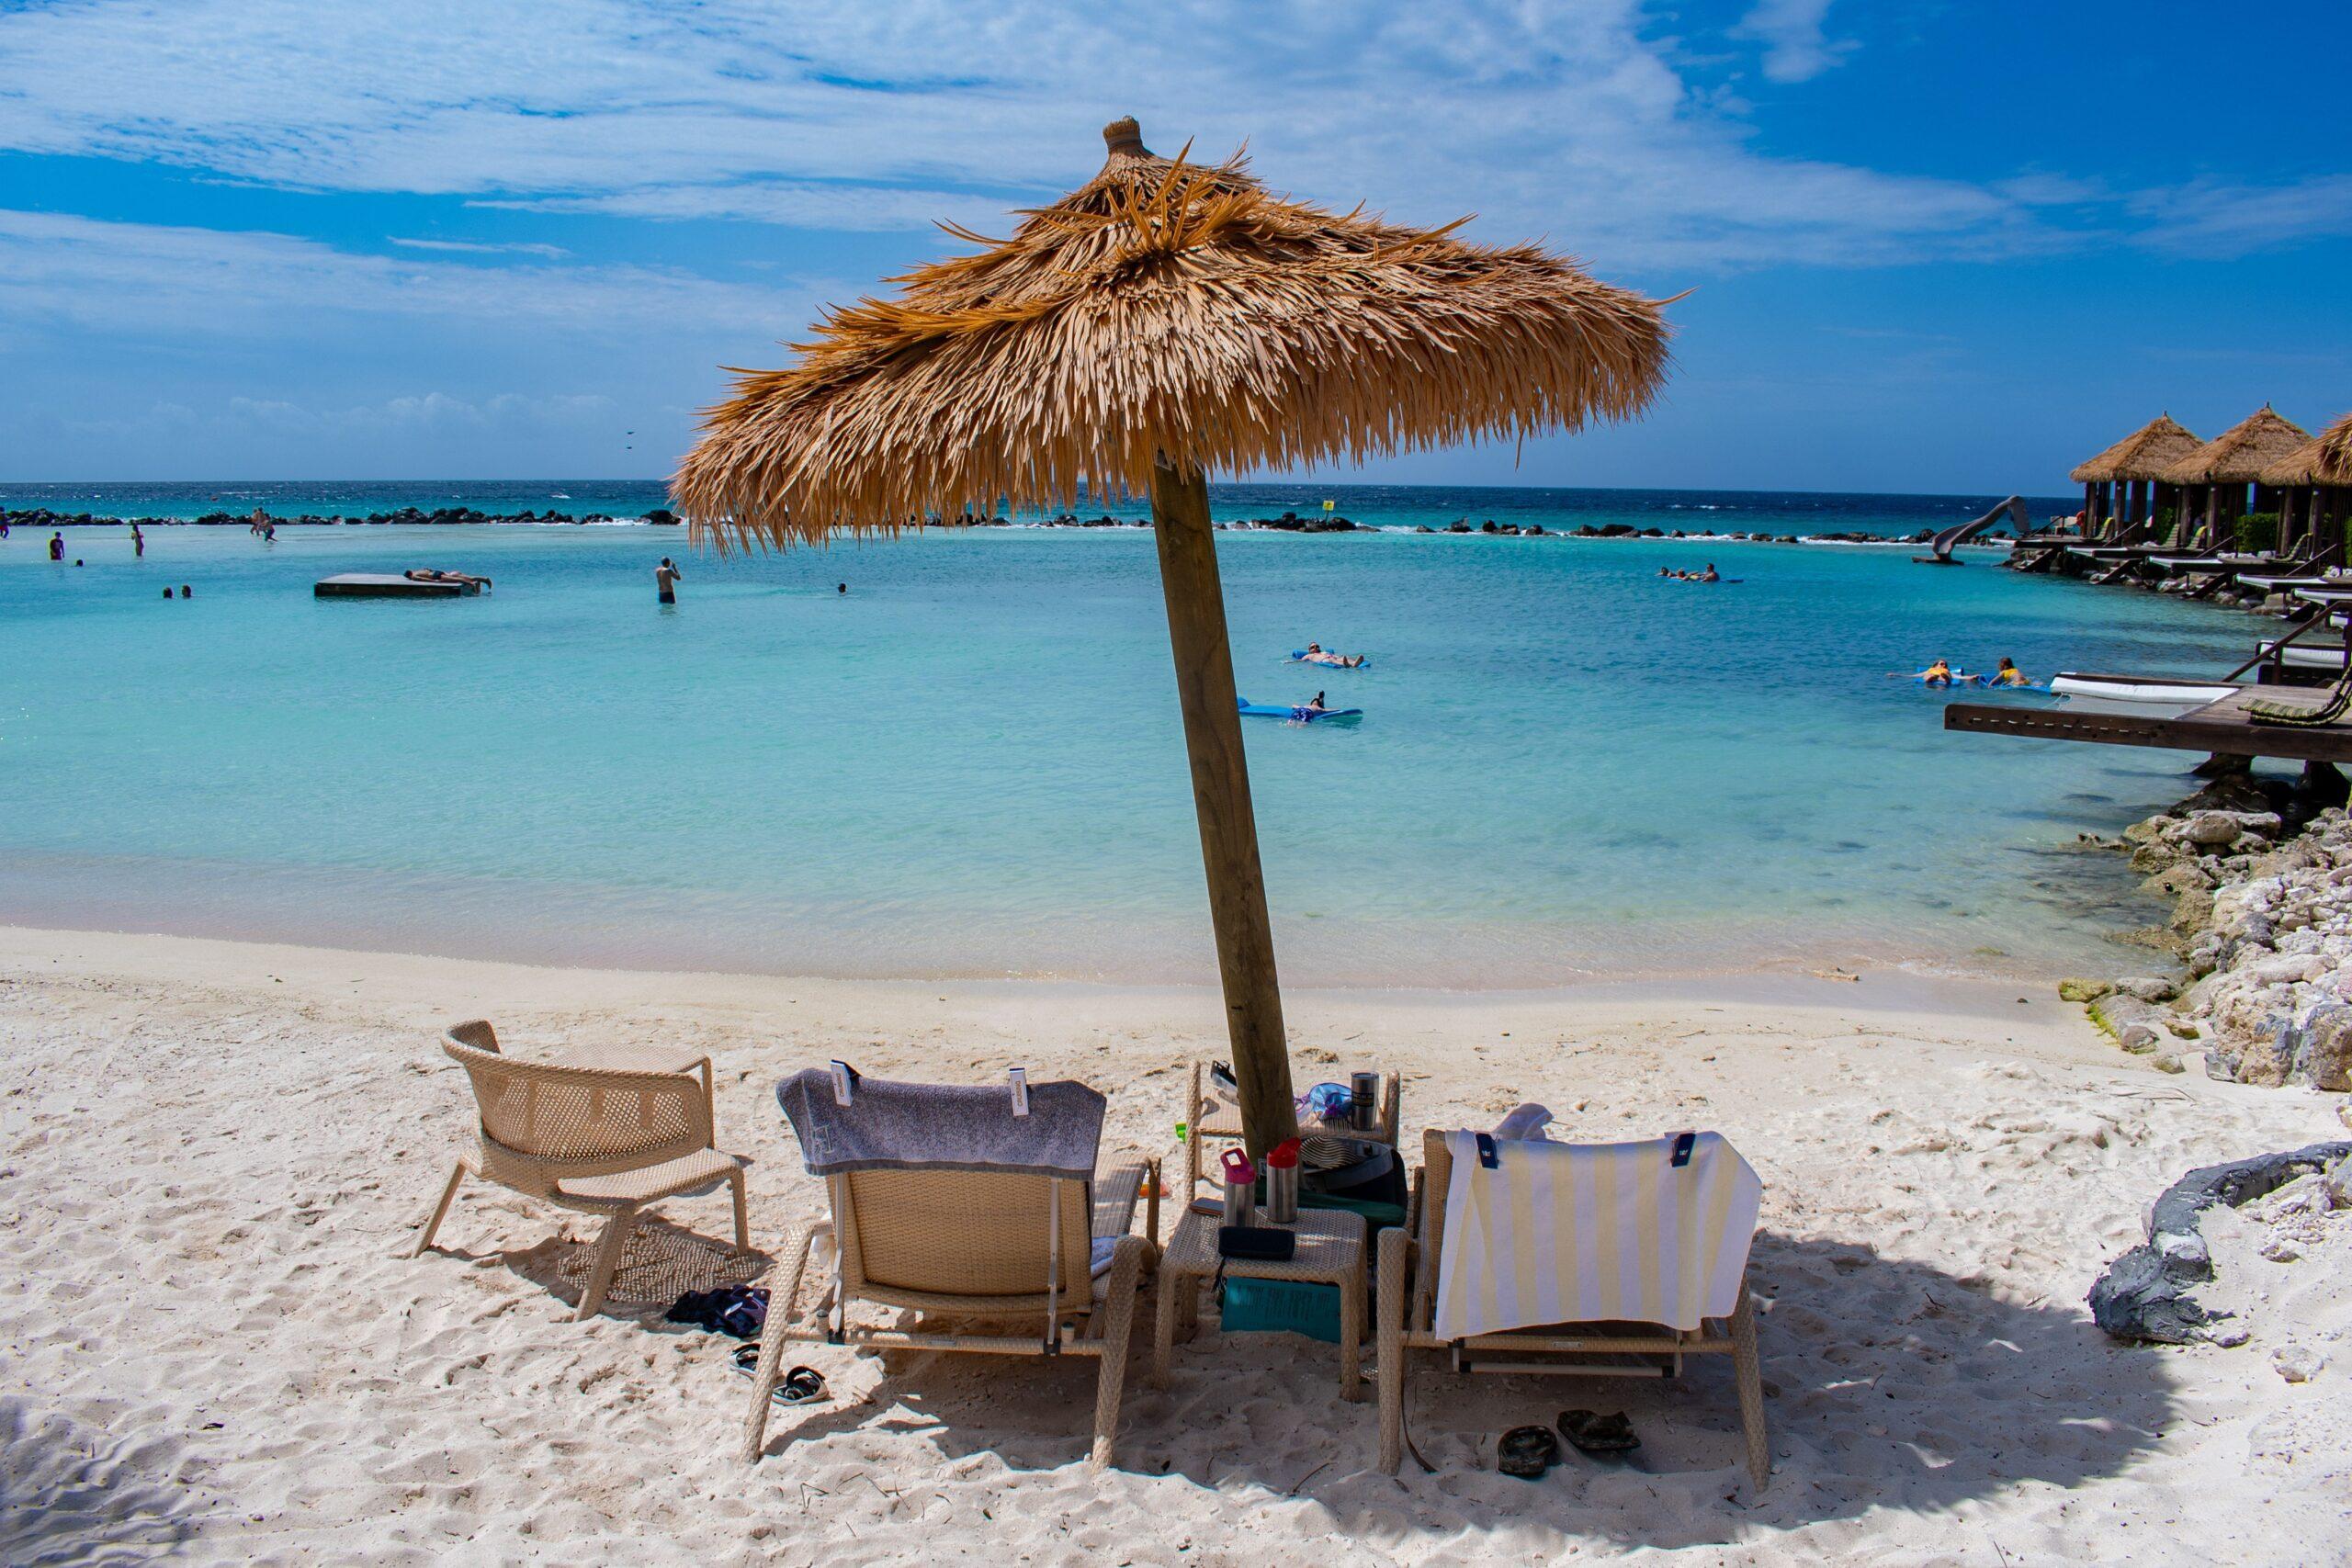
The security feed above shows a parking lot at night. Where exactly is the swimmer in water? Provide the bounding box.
[655,557,683,604]
[1990,658,2031,687]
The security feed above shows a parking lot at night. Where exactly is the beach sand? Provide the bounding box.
[4,923,2347,1565]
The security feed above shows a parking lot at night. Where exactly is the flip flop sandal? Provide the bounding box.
[1497,1425,1560,1480]
[729,1348,829,1404]
[1558,1409,1640,1455]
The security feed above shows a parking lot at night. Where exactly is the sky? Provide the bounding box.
[0,0,2346,494]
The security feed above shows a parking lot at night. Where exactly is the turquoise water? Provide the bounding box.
[0,493,2256,986]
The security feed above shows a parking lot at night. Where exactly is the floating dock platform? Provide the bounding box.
[1948,685,2352,763]
[314,573,483,599]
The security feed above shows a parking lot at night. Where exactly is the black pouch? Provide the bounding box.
[1217,1225,1296,1261]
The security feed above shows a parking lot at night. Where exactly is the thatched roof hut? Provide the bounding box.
[2256,434,2335,488]
[678,118,1671,539]
[2160,404,2309,486]
[675,118,1673,1154]
[2069,414,2202,484]
[2318,412,2352,484]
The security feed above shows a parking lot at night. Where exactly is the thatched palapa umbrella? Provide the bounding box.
[676,117,1674,1155]
[2259,412,2352,557]
[2160,404,2309,537]
[2067,413,2200,538]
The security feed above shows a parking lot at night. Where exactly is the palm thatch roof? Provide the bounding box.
[2159,404,2309,486]
[677,118,1674,546]
[2068,413,2201,484]
[2316,412,2352,485]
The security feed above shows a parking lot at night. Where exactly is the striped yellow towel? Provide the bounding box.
[1431,1130,1760,1338]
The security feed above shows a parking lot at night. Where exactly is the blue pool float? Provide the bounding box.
[1238,697,1363,722]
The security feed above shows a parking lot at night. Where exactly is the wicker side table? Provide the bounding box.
[1150,1205,1367,1400]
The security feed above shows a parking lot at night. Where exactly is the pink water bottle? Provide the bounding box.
[1220,1148,1257,1224]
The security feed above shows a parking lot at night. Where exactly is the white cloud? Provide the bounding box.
[389,236,570,258]
[1731,0,1857,85]
[0,0,2055,273]
[2130,175,2352,257]
[0,209,814,338]
[220,389,614,435]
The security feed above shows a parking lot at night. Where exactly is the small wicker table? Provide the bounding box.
[1151,1205,1367,1400]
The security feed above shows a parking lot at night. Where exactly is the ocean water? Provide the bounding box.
[0,482,2256,987]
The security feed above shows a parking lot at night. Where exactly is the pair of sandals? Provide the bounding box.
[730,1344,828,1405]
[1498,1410,1638,1479]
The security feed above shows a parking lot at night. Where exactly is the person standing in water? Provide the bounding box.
[131,524,145,558]
[655,557,683,604]
[49,532,64,560]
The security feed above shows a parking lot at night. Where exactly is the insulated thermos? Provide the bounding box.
[1350,1070,1379,1132]
[1220,1148,1257,1224]
[1265,1137,1302,1224]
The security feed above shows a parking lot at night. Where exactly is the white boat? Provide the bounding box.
[2048,671,2241,717]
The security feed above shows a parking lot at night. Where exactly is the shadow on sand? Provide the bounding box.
[726,1229,2181,1551]
[0,1396,202,1565]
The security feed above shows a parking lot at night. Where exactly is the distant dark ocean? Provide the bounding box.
[1,479,2074,537]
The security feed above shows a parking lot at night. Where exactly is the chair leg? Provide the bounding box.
[1730,1290,1770,1494]
[1375,1226,1408,1473]
[743,1225,818,1462]
[1088,1236,1146,1473]
[573,1208,639,1321]
[413,1161,469,1258]
[729,1168,750,1251]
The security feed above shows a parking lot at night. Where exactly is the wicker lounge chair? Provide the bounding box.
[741,1068,1160,1471]
[1375,1129,1770,1491]
[415,1021,749,1320]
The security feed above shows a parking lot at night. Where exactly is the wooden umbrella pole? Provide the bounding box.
[1148,461,1298,1158]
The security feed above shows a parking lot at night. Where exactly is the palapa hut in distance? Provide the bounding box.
[675,118,1674,1156]
[2257,410,2352,563]
[2067,413,2200,540]
[2159,404,2309,544]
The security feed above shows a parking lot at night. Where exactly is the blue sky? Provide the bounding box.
[0,0,2345,493]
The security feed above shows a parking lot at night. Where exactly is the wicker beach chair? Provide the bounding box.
[1375,1129,1770,1491]
[742,1069,1160,1471]
[415,1021,749,1320]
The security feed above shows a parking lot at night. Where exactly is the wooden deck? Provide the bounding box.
[1946,685,2352,763]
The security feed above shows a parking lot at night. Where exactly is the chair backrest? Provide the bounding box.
[1410,1129,1454,1327]
[834,1167,1093,1302]
[1418,1126,1761,1337]
[447,1018,500,1054]
[442,1031,712,1192]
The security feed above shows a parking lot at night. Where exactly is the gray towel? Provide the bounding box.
[775,1066,1104,1182]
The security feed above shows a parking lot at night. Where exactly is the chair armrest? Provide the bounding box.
[690,1056,718,1134]
[1376,1225,1410,1338]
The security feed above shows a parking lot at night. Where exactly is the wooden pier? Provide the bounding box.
[1947,686,2352,763]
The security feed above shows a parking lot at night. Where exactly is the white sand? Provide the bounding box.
[4,924,2348,1565]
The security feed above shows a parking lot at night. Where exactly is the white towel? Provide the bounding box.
[1431,1130,1760,1338]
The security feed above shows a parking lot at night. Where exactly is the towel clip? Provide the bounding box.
[1670,1131,1697,1168]
[829,1060,857,1106]
[1475,1132,1499,1170]
[1008,1066,1030,1117]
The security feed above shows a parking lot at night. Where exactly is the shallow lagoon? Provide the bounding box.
[0,505,2251,985]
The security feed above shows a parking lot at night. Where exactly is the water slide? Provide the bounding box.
[1916,496,2027,564]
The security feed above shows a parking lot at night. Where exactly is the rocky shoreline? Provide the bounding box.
[2068,766,2352,1095]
